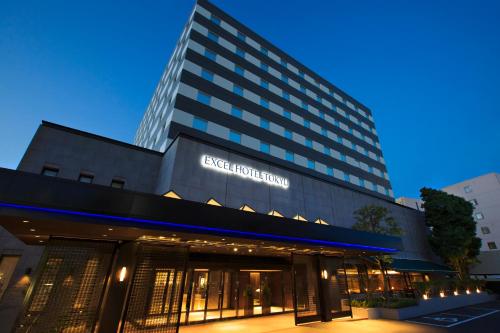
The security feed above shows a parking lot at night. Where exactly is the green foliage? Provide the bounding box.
[352,205,403,236]
[351,297,417,309]
[420,188,481,280]
[352,205,402,296]
[243,285,253,297]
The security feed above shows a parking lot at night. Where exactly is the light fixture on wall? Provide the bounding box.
[119,267,127,282]
[321,269,328,280]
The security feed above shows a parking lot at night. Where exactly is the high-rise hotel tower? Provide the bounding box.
[134,0,393,199]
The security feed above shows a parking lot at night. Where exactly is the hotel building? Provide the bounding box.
[0,1,450,332]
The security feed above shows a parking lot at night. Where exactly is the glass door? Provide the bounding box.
[188,269,208,323]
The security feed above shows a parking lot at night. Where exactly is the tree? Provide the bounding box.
[352,205,402,296]
[420,188,481,280]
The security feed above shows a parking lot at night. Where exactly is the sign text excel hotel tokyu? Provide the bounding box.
[0,1,450,332]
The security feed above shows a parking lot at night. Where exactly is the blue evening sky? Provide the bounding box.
[1,0,499,199]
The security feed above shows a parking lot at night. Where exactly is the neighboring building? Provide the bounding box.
[396,197,424,212]
[0,1,448,333]
[442,173,500,281]
[397,173,500,281]
[442,173,500,253]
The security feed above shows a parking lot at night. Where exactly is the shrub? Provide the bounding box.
[351,296,417,309]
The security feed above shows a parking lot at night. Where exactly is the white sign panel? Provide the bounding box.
[201,155,289,189]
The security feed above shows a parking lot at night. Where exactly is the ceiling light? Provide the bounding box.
[29,229,36,232]
[22,220,30,223]
[233,248,238,252]
[102,234,108,237]
[108,228,113,231]
[35,235,40,238]
[248,249,253,253]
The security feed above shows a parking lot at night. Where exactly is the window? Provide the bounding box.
[229,130,241,143]
[260,118,270,130]
[193,117,208,132]
[487,242,497,250]
[337,136,343,144]
[359,179,365,187]
[236,48,245,58]
[233,85,243,96]
[78,173,94,184]
[285,150,294,162]
[284,129,292,139]
[110,179,125,189]
[464,185,472,193]
[260,98,269,108]
[283,110,291,119]
[305,138,312,148]
[207,31,219,42]
[281,74,288,83]
[323,146,330,155]
[316,96,322,103]
[260,62,268,71]
[261,46,268,55]
[340,153,346,162]
[334,119,340,127]
[208,31,219,42]
[469,199,478,206]
[260,142,270,154]
[321,128,327,136]
[197,91,211,105]
[352,143,357,150]
[210,15,221,25]
[307,159,315,169]
[302,101,308,110]
[300,85,306,94]
[344,173,350,182]
[260,79,269,89]
[475,213,484,220]
[237,31,246,41]
[204,49,216,61]
[298,70,305,78]
[319,111,325,119]
[235,65,244,76]
[201,69,213,81]
[327,167,333,176]
[0,255,20,300]
[281,59,287,67]
[481,227,491,234]
[231,106,242,118]
[304,119,310,128]
[41,166,59,177]
[282,91,290,100]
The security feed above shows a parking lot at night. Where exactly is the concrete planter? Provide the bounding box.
[352,292,497,320]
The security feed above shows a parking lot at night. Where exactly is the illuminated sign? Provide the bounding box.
[201,155,289,189]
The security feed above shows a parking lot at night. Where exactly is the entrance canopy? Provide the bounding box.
[391,258,454,273]
[0,168,402,255]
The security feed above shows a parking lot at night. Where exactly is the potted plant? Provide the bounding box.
[242,285,254,316]
[261,284,272,315]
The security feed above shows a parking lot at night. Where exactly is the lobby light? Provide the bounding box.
[119,267,127,282]
[454,290,459,296]
[423,294,429,300]
[439,291,445,298]
[466,289,471,294]
[321,269,328,280]
[476,288,481,293]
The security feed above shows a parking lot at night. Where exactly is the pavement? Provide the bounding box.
[180,300,500,333]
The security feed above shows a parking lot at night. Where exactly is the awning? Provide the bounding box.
[391,259,455,273]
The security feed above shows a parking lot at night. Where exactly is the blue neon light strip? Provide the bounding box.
[0,202,398,252]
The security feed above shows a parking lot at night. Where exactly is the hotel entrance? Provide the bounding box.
[180,255,294,325]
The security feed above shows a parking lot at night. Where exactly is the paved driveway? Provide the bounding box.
[180,301,500,333]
